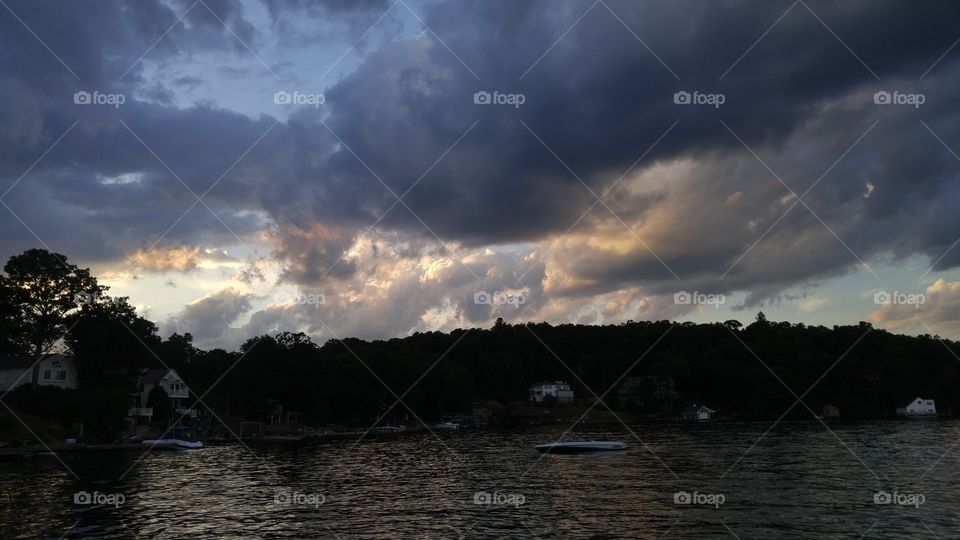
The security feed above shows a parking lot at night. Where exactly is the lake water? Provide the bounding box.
[1,420,958,538]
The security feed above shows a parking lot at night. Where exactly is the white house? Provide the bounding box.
[897,397,937,417]
[681,404,716,422]
[0,355,78,391]
[129,368,197,421]
[529,381,574,403]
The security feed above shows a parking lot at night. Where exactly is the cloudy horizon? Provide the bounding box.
[2,0,959,350]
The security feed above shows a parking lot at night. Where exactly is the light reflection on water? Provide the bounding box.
[0,420,958,538]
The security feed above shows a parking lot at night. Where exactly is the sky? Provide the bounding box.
[1,0,959,350]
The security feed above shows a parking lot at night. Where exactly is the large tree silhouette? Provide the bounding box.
[0,249,102,382]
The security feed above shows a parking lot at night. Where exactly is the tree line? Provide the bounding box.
[2,249,959,442]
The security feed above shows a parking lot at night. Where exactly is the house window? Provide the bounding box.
[57,370,67,381]
[42,369,52,380]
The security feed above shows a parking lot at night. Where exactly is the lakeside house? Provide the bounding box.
[680,404,716,422]
[529,381,574,403]
[266,401,305,433]
[128,368,197,423]
[822,404,841,418]
[0,355,78,392]
[896,397,937,417]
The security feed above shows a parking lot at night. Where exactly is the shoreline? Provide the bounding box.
[2,415,955,460]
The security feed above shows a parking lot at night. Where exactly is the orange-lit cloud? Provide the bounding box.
[868,279,960,337]
[126,246,240,273]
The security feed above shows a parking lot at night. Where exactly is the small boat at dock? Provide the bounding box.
[432,418,462,430]
[143,426,204,450]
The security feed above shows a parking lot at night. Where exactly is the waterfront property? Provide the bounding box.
[0,354,77,391]
[681,404,716,422]
[529,381,574,403]
[128,368,198,423]
[896,397,937,417]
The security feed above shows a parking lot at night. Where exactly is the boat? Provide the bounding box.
[432,420,460,430]
[533,435,627,454]
[143,426,204,450]
[371,425,406,434]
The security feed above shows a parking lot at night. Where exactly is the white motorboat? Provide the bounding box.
[432,420,460,430]
[533,435,627,454]
[143,426,204,450]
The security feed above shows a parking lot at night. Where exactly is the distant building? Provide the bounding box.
[680,404,716,422]
[0,355,78,391]
[822,404,841,418]
[267,401,304,429]
[529,381,574,403]
[896,397,936,417]
[129,368,197,422]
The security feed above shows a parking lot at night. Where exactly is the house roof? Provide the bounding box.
[682,404,716,414]
[141,368,175,383]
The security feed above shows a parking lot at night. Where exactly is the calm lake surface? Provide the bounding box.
[1,420,958,538]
